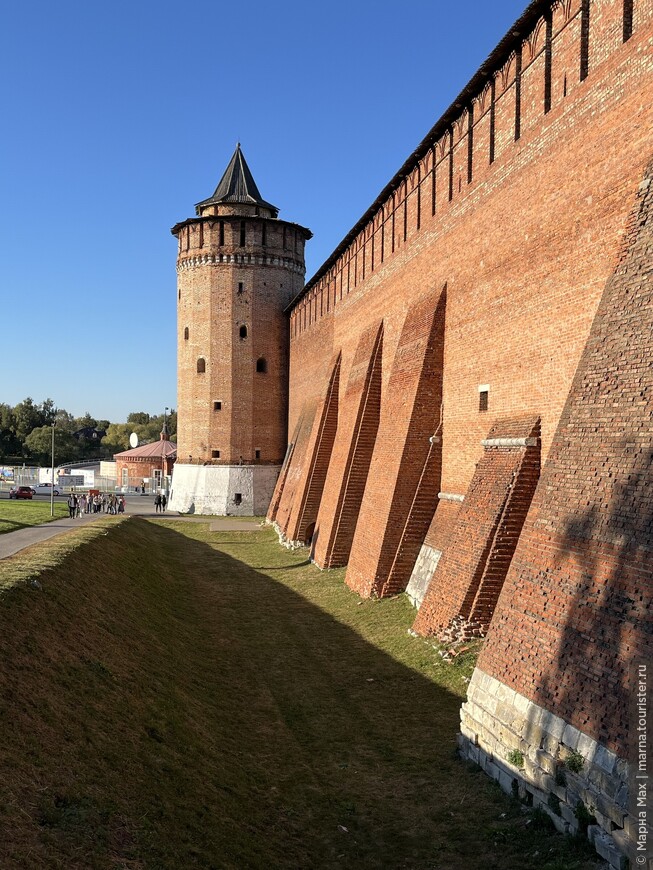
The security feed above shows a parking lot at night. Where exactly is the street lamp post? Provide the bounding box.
[50,421,56,517]
[164,406,170,497]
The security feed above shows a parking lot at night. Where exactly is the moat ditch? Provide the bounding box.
[0,517,601,869]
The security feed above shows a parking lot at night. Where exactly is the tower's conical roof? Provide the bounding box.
[195,144,278,216]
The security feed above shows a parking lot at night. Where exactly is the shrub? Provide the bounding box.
[565,750,584,774]
[507,749,524,767]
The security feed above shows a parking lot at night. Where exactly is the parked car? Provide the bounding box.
[9,486,33,499]
[33,483,61,496]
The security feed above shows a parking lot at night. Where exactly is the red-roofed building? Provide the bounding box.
[114,424,176,493]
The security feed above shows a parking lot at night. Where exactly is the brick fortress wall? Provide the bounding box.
[459,152,653,870]
[273,0,653,593]
[268,3,653,864]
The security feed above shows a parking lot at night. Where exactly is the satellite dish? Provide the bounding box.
[129,432,139,448]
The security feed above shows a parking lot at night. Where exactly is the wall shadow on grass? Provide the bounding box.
[0,517,590,870]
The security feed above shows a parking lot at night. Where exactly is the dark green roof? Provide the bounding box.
[196,144,278,216]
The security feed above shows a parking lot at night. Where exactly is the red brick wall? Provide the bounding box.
[477,155,653,756]
[276,1,652,667]
[345,287,445,598]
[174,212,309,467]
[287,2,653,510]
[283,354,341,544]
[312,322,383,568]
[423,501,461,555]
[270,403,317,535]
[413,416,541,639]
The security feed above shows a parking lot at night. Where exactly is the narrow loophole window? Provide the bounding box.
[184,327,189,340]
[256,357,267,373]
[479,390,489,412]
[197,358,206,374]
[234,493,242,505]
[239,325,248,339]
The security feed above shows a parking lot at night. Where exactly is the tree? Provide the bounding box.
[0,404,19,459]
[13,398,45,443]
[127,412,151,426]
[24,426,79,466]
[101,423,135,456]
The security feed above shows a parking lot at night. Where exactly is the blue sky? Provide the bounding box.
[1,0,528,422]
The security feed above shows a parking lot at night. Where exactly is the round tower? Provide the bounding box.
[169,145,311,515]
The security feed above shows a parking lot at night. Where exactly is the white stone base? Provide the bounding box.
[168,464,280,516]
[459,668,632,870]
[405,544,442,608]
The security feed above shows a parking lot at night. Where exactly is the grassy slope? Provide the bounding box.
[0,519,600,869]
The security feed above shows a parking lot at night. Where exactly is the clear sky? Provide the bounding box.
[1,0,528,422]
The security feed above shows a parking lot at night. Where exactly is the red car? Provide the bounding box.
[9,486,33,499]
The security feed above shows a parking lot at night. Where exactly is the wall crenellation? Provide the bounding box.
[290,0,647,338]
[264,4,653,868]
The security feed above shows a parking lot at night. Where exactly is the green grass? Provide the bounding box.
[0,500,68,534]
[0,518,601,869]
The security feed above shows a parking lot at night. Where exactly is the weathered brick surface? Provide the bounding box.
[267,415,303,524]
[478,154,653,757]
[413,416,541,638]
[173,199,310,468]
[283,354,341,544]
[287,2,653,517]
[423,499,462,554]
[277,8,651,614]
[270,404,317,535]
[312,322,383,568]
[345,287,445,598]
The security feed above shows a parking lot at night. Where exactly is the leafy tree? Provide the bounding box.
[127,412,151,426]
[13,398,45,443]
[101,423,136,456]
[74,412,99,431]
[24,425,79,466]
[0,404,20,459]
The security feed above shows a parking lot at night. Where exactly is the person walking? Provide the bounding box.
[161,493,167,512]
[67,493,77,519]
[154,493,162,513]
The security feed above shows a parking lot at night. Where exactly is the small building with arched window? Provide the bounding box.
[114,424,177,493]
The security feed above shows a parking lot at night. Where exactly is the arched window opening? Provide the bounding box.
[239,325,248,339]
[256,357,267,373]
[197,358,206,374]
[184,327,189,340]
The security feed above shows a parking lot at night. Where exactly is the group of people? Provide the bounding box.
[154,492,168,513]
[67,492,125,518]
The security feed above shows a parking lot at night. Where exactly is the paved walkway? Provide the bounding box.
[0,498,262,560]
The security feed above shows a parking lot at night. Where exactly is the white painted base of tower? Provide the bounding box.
[168,464,280,516]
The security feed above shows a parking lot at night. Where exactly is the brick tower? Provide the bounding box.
[169,145,311,515]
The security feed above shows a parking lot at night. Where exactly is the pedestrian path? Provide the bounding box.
[0,510,106,560]
[0,500,263,560]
